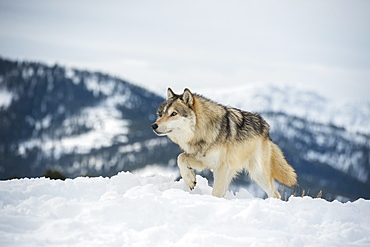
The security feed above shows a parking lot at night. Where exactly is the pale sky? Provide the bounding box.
[0,0,369,101]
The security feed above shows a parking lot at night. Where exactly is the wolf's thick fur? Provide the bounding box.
[152,88,297,199]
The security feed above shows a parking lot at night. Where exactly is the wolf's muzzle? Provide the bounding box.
[151,123,158,130]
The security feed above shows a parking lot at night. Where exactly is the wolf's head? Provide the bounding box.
[152,88,196,142]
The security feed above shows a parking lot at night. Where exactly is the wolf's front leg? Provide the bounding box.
[177,153,204,190]
[212,164,236,197]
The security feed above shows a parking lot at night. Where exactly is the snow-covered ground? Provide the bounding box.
[1,172,369,246]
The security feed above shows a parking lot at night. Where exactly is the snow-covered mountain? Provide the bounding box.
[0,57,369,201]
[0,58,180,179]
[206,85,370,135]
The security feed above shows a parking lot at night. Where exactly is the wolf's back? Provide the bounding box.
[270,142,297,187]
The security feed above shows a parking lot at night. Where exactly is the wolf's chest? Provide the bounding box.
[192,149,222,170]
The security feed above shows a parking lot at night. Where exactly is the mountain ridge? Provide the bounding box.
[0,57,369,201]
[204,84,370,135]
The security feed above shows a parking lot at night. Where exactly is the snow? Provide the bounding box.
[1,172,369,246]
[118,138,171,154]
[17,82,132,159]
[65,67,80,85]
[0,87,13,109]
[84,75,117,97]
[262,111,369,183]
[205,84,370,135]
[18,100,129,159]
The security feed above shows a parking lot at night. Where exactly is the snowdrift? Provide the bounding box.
[1,172,369,246]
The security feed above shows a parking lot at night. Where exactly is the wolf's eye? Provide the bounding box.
[170,112,177,117]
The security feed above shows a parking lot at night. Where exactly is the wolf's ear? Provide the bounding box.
[182,88,194,106]
[167,88,176,99]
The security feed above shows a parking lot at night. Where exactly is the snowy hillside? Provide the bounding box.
[1,172,369,246]
[205,84,370,135]
[0,58,180,179]
[1,57,369,201]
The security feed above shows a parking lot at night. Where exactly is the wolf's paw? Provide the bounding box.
[181,167,197,190]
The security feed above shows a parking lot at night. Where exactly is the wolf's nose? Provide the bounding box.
[151,123,158,130]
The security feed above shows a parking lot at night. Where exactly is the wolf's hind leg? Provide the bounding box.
[254,176,281,199]
[250,171,281,199]
[177,153,204,190]
[212,164,236,198]
[248,159,281,199]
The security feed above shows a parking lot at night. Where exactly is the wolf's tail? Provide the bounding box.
[270,142,297,187]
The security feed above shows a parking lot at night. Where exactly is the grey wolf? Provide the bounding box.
[152,88,297,198]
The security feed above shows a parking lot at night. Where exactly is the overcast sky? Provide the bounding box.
[0,0,369,101]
